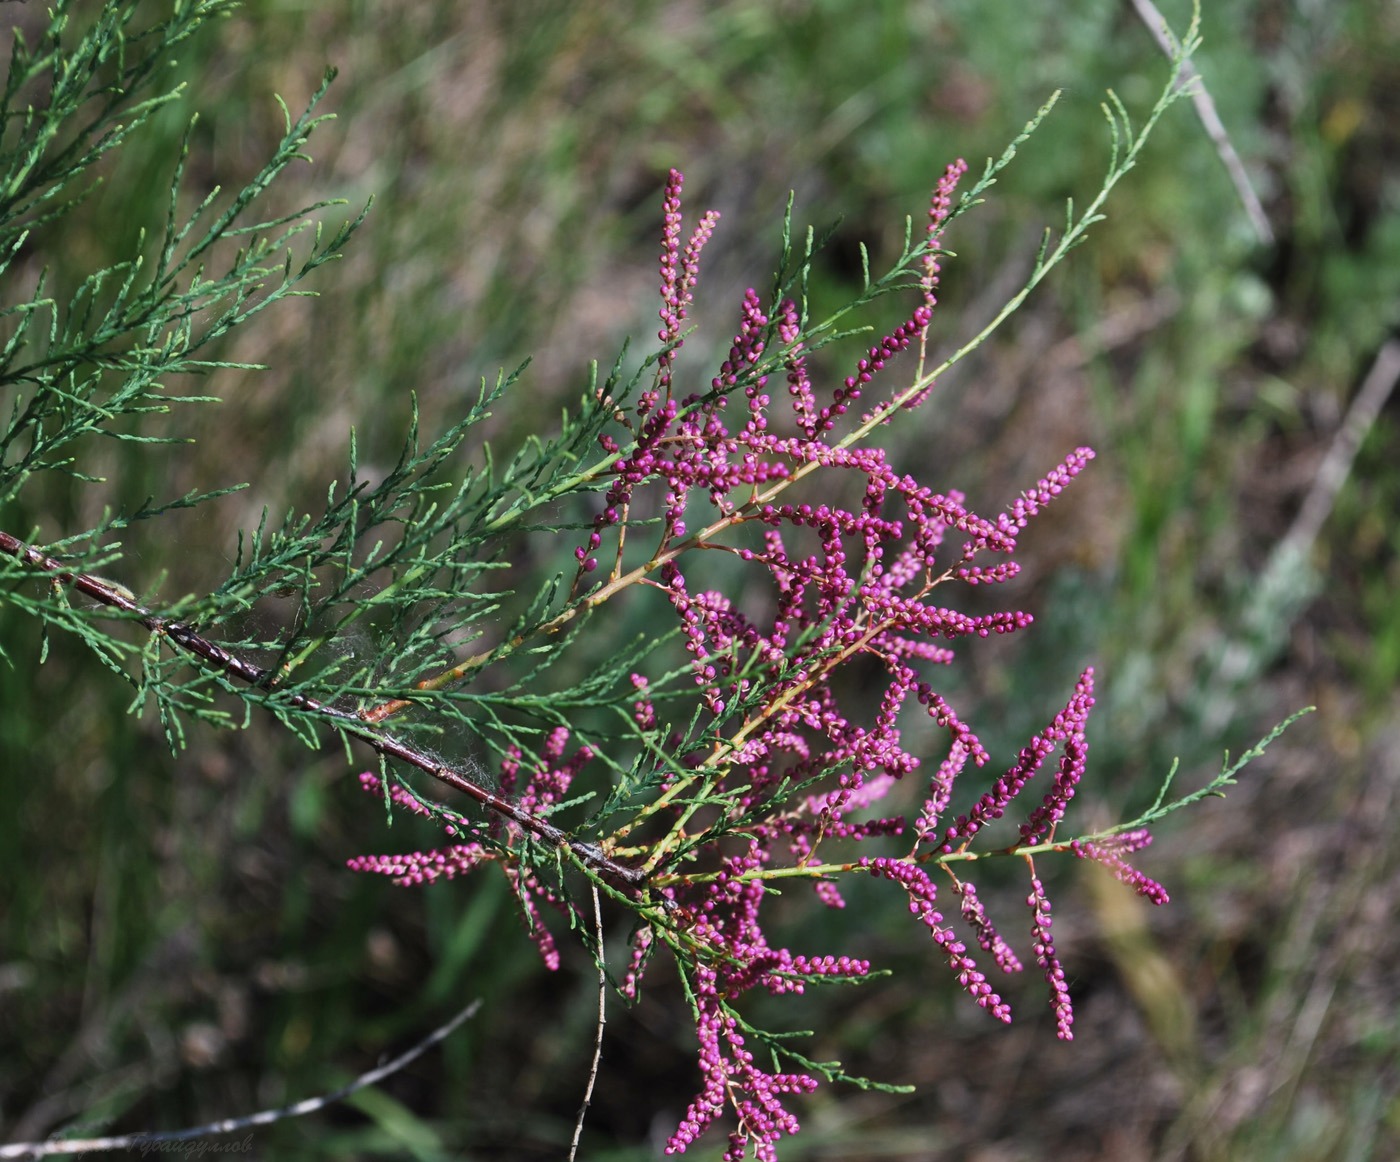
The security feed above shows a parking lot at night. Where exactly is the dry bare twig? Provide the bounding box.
[1128,0,1275,245]
[568,884,608,1162]
[0,1001,482,1159]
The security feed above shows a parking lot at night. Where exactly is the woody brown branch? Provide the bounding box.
[0,529,646,890]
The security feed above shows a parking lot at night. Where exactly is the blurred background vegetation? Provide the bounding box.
[2,0,1398,1158]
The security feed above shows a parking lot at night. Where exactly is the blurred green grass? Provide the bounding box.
[3,0,1399,1158]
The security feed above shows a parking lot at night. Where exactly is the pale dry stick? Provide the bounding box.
[1200,337,1400,734]
[1283,338,1400,558]
[1127,0,1275,245]
[0,1001,482,1159]
[568,883,607,1162]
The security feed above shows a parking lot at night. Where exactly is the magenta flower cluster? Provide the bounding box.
[348,166,1171,1160]
[347,726,593,970]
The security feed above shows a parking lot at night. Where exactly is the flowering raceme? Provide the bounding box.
[345,163,1178,1159]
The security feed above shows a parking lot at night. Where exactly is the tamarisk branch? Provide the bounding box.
[0,529,646,890]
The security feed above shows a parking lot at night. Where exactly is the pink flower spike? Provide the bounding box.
[621,927,654,1000]
[953,877,1024,974]
[858,856,1010,1021]
[665,965,819,1158]
[657,169,720,390]
[1019,667,1095,845]
[1071,835,1170,904]
[923,157,968,309]
[998,447,1096,537]
[658,169,685,344]
[1028,876,1074,1040]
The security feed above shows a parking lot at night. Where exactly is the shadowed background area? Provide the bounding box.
[2,0,1398,1158]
